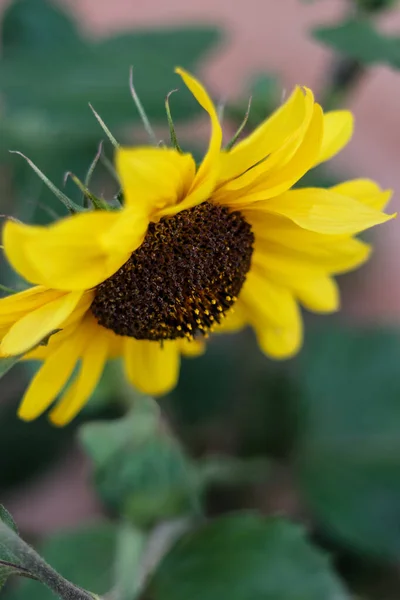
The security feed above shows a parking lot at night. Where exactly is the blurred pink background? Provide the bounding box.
[1,0,400,532]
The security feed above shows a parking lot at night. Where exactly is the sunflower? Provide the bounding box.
[0,68,393,426]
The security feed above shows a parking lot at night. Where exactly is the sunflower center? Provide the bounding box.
[90,202,254,341]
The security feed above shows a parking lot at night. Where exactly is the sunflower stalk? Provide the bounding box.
[165,90,183,153]
[322,0,375,109]
[225,96,252,150]
[64,172,110,211]
[0,521,94,600]
[322,58,365,110]
[9,152,84,214]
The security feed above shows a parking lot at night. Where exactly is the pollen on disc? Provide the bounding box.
[90,202,254,341]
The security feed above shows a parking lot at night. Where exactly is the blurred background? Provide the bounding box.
[1,0,400,599]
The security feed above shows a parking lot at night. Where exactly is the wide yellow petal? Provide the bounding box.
[331,179,392,211]
[1,224,44,285]
[219,86,315,183]
[315,110,353,165]
[159,68,222,217]
[249,225,372,275]
[246,187,394,234]
[3,209,148,290]
[253,243,340,312]
[18,332,83,421]
[50,318,109,426]
[295,275,340,313]
[239,271,298,329]
[124,339,180,396]
[252,247,324,286]
[178,338,205,357]
[58,291,94,329]
[215,104,324,207]
[0,287,62,327]
[256,310,303,359]
[0,290,83,356]
[116,147,196,214]
[240,271,302,358]
[22,322,81,361]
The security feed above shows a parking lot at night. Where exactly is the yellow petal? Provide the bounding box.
[0,287,62,327]
[315,110,353,165]
[18,332,83,421]
[159,68,222,217]
[256,310,303,359]
[216,104,324,207]
[178,337,205,357]
[331,179,392,211]
[59,291,94,329]
[124,339,180,396]
[116,147,196,214]
[22,322,80,361]
[250,230,371,276]
[252,247,324,287]
[50,320,109,426]
[1,223,44,285]
[296,275,340,313]
[0,291,83,356]
[247,187,394,234]
[240,272,302,358]
[240,271,298,329]
[4,209,148,290]
[219,86,314,183]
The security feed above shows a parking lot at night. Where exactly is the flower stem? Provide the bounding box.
[0,522,96,600]
[322,57,365,110]
[322,0,376,110]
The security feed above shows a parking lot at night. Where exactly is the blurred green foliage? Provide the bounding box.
[296,327,400,561]
[314,19,400,69]
[80,399,200,527]
[147,514,350,600]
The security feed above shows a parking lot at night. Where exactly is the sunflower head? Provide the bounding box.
[0,67,394,425]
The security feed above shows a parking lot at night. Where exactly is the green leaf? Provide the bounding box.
[146,514,349,600]
[0,506,33,591]
[313,19,400,69]
[0,506,18,534]
[80,397,159,467]
[4,522,118,600]
[80,400,201,526]
[295,326,400,560]
[1,0,82,59]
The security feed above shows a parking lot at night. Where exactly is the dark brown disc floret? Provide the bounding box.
[90,201,254,341]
